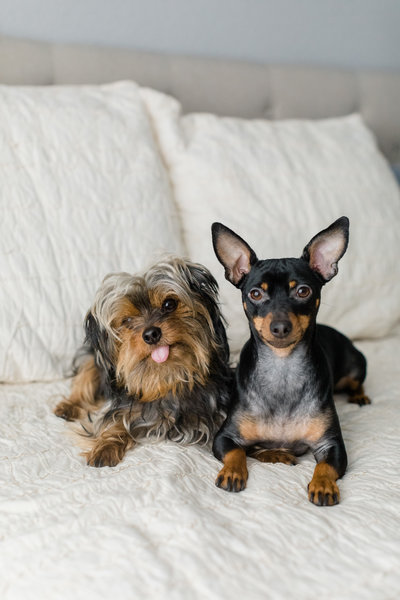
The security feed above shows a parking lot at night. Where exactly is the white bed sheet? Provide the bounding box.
[0,335,399,600]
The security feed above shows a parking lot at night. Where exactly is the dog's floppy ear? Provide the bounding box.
[84,311,114,373]
[186,261,223,323]
[186,262,219,301]
[302,217,349,283]
[185,261,230,364]
[212,223,258,287]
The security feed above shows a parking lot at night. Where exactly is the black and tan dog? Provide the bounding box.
[211,217,370,506]
[54,257,232,467]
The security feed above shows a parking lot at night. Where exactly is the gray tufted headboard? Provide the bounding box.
[1,35,400,164]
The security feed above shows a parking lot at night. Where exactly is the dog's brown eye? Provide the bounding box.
[296,285,312,299]
[249,288,263,301]
[162,298,178,313]
[122,317,134,327]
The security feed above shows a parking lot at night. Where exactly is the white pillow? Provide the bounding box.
[0,82,183,382]
[141,88,400,356]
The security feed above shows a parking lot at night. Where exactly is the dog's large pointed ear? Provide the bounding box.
[212,223,258,287]
[302,217,349,283]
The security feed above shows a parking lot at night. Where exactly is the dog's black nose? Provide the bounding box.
[270,320,292,339]
[142,326,162,345]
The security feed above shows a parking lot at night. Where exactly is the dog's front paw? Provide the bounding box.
[308,477,340,506]
[215,464,248,493]
[85,444,126,468]
[54,400,82,421]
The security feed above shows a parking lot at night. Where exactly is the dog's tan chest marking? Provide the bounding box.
[238,414,328,445]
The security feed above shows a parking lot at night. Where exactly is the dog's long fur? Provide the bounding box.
[55,257,232,467]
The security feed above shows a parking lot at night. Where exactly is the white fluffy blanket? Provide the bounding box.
[1,335,399,599]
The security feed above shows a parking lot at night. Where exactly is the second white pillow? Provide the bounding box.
[142,88,400,356]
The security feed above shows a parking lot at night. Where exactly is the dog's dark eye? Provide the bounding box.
[162,298,178,313]
[296,285,312,299]
[122,317,134,327]
[249,288,263,301]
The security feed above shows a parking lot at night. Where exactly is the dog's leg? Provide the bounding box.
[213,432,248,492]
[54,356,101,421]
[216,447,248,492]
[334,343,371,406]
[308,435,347,506]
[335,376,371,406]
[249,448,297,465]
[84,418,135,468]
[346,380,371,406]
[308,461,340,506]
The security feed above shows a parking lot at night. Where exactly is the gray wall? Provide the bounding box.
[1,0,399,70]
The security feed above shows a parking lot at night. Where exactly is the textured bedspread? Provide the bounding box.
[1,335,399,600]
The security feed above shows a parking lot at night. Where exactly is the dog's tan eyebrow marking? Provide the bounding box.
[289,280,297,289]
[261,282,268,291]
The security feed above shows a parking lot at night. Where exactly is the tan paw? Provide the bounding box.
[308,477,340,506]
[54,400,83,421]
[85,443,126,468]
[215,448,248,493]
[216,464,248,492]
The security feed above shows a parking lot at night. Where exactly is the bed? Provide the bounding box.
[0,35,399,600]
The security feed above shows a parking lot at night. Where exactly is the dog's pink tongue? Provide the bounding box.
[151,345,170,363]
